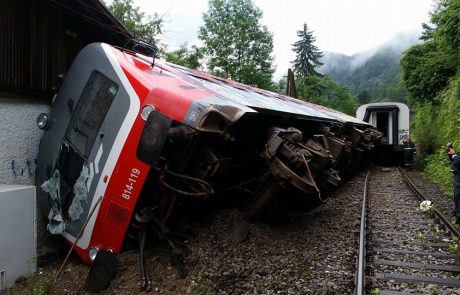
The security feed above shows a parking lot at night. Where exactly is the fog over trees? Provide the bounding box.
[318,31,421,103]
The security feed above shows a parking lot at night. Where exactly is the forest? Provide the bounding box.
[319,32,419,105]
[400,0,460,193]
[107,0,460,192]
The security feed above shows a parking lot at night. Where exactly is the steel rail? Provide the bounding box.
[354,170,371,295]
[398,167,460,237]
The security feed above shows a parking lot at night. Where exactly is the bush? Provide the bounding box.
[413,72,460,197]
[423,151,453,196]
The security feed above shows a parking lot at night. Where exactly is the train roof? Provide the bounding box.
[108,44,370,128]
[357,102,409,113]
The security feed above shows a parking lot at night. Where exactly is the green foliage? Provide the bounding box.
[448,236,459,254]
[165,44,205,70]
[296,75,359,115]
[323,49,409,103]
[434,226,444,236]
[431,0,460,51]
[199,0,275,90]
[412,71,460,152]
[108,0,163,48]
[400,0,460,103]
[290,25,357,115]
[192,277,217,295]
[357,90,371,104]
[431,285,440,295]
[413,73,460,194]
[400,41,457,102]
[292,23,323,77]
[411,102,438,155]
[401,0,460,197]
[416,232,426,241]
[274,78,287,95]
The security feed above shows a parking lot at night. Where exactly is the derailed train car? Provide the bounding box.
[356,102,410,165]
[35,43,381,287]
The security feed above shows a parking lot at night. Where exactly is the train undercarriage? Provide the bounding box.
[126,110,382,289]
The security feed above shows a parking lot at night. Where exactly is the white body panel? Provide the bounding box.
[356,102,410,145]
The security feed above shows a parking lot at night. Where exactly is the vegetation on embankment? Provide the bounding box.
[414,73,460,194]
[401,0,460,195]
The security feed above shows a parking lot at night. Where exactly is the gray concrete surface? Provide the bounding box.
[0,98,50,185]
[0,98,56,258]
[0,185,36,290]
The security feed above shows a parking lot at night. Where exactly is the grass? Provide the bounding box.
[416,232,426,242]
[5,268,54,295]
[192,277,217,295]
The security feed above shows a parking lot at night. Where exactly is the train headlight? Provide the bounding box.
[36,113,51,130]
[141,105,156,121]
[88,247,99,262]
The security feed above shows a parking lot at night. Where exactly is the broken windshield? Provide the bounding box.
[65,70,118,159]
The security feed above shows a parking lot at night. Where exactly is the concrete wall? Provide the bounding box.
[0,99,50,185]
[0,99,60,257]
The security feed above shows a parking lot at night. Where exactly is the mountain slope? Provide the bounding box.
[319,31,420,103]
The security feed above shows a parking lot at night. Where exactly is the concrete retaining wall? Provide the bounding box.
[0,98,60,257]
[0,99,50,185]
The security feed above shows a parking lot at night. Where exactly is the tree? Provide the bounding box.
[291,23,323,77]
[358,90,371,104]
[289,23,357,113]
[400,0,459,102]
[166,44,205,70]
[401,41,456,102]
[431,0,460,51]
[107,0,163,48]
[297,75,358,115]
[199,0,275,90]
[275,78,287,95]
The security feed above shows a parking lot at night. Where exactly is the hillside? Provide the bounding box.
[319,31,420,103]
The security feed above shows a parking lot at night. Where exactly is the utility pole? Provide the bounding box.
[286,68,297,98]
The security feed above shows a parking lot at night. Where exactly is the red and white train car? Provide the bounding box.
[36,43,379,271]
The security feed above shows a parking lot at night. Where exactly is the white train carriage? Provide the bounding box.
[356,102,410,164]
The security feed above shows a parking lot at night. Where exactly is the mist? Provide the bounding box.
[319,29,422,74]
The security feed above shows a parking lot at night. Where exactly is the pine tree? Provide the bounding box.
[292,23,323,77]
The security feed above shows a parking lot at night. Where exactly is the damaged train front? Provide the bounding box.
[35,43,154,270]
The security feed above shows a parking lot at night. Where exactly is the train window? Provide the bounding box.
[65,71,119,159]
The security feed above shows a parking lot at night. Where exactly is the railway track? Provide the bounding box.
[355,167,460,295]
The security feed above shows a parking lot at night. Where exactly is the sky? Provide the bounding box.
[132,0,434,79]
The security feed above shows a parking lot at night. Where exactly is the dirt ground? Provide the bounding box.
[5,168,459,295]
[5,176,363,295]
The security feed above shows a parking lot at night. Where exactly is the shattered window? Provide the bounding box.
[65,71,118,159]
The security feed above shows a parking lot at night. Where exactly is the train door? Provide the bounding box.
[375,112,393,144]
